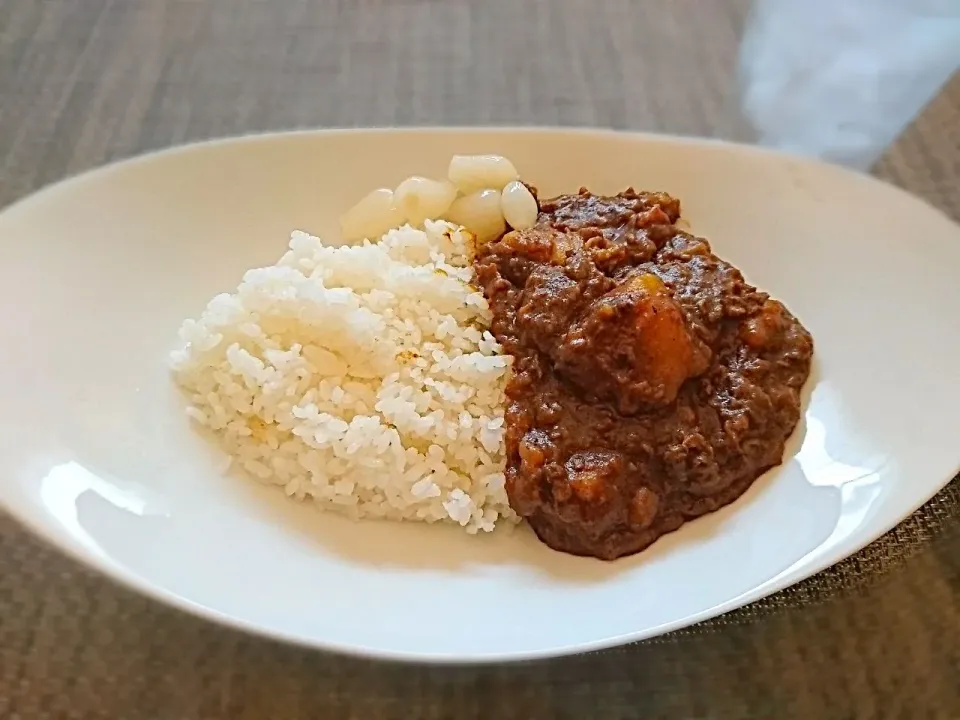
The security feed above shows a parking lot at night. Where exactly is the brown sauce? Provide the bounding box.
[473,188,813,559]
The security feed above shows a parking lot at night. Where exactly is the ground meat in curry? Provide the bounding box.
[473,187,813,560]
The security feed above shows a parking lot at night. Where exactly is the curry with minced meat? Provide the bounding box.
[473,188,813,560]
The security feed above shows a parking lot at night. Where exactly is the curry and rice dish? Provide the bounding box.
[170,154,813,560]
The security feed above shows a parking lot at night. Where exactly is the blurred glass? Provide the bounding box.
[739,0,960,170]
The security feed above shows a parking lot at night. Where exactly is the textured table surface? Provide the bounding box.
[1,1,958,718]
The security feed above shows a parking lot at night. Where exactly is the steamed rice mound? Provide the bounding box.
[170,221,516,532]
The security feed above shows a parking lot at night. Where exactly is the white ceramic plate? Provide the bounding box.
[1,129,959,663]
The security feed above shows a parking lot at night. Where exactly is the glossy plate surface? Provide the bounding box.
[1,129,959,663]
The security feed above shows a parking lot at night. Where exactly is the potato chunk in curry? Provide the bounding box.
[557,272,709,413]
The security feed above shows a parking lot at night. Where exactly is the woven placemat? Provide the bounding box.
[1,1,958,717]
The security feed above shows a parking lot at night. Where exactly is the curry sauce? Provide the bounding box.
[474,188,813,559]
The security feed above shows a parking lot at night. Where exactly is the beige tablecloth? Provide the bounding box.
[1,1,958,717]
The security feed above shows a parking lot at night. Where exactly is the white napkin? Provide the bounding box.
[739,0,960,170]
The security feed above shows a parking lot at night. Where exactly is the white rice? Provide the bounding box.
[169,220,516,533]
